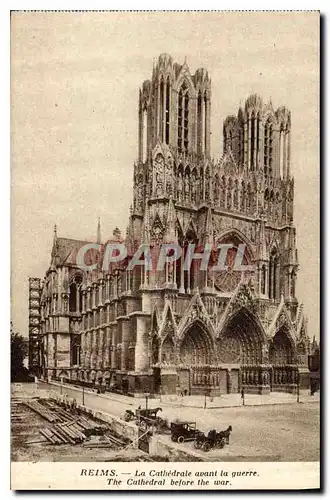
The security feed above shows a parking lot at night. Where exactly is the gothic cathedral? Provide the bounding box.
[36,54,311,395]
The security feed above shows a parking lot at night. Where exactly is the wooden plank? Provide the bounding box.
[40,428,56,444]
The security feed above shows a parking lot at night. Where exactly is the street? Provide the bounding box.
[36,382,319,462]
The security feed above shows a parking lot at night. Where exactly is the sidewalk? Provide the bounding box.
[159,391,320,408]
[43,380,319,409]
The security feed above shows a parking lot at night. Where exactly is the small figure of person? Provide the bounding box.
[241,387,245,406]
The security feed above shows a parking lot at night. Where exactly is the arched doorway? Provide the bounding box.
[217,308,265,393]
[269,328,293,365]
[269,327,296,390]
[180,322,213,366]
[178,321,214,395]
[218,308,263,365]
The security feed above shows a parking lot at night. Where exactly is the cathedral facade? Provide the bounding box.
[37,53,311,395]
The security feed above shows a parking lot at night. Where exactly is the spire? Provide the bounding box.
[142,196,150,244]
[126,206,135,256]
[97,218,101,244]
[51,224,58,266]
[164,198,177,244]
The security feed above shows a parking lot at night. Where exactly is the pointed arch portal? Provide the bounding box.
[270,327,294,365]
[218,308,264,365]
[179,322,213,366]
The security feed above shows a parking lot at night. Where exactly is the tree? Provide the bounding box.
[11,323,29,382]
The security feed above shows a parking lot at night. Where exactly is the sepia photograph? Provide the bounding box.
[10,10,320,490]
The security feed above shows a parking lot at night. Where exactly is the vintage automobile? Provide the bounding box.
[170,421,202,443]
[123,409,135,422]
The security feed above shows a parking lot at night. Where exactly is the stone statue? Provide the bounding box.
[184,174,190,202]
[156,171,163,196]
[154,154,165,197]
[191,173,197,203]
[177,172,183,201]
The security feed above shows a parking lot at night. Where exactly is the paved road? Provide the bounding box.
[38,382,319,461]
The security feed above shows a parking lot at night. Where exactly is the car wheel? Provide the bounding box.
[194,440,202,449]
[177,435,185,444]
[139,420,147,430]
[171,434,178,442]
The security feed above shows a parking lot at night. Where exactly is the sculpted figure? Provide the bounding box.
[184,174,190,201]
[177,172,183,201]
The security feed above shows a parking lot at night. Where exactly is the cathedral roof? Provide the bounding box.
[52,237,99,267]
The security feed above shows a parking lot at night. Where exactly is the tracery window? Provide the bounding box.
[197,91,202,155]
[264,118,273,176]
[160,78,164,141]
[178,82,189,153]
[250,112,255,170]
[261,264,266,295]
[165,77,170,145]
[268,249,279,300]
[69,275,82,313]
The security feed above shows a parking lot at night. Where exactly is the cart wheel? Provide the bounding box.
[218,438,225,449]
[202,441,211,452]
[171,434,178,442]
[177,435,185,444]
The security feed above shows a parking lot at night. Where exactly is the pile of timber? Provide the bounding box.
[82,434,126,449]
[39,420,86,445]
[39,420,124,447]
[38,416,110,445]
[24,400,62,423]
[22,398,115,446]
[12,402,25,423]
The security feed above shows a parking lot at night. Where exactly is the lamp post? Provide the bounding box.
[144,393,150,410]
[204,374,208,409]
[82,379,85,406]
[297,371,300,403]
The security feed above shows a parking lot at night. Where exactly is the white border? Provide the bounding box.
[3,2,326,498]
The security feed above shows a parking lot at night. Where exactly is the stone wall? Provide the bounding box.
[149,435,204,461]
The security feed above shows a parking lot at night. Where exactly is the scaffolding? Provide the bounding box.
[28,277,41,375]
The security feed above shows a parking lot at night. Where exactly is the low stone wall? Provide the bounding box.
[87,408,139,446]
[149,435,204,461]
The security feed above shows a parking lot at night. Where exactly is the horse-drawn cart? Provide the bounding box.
[123,407,168,432]
[194,426,232,452]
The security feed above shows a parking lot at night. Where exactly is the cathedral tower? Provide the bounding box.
[138,53,211,162]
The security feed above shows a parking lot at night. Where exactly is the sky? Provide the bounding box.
[11,11,319,339]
